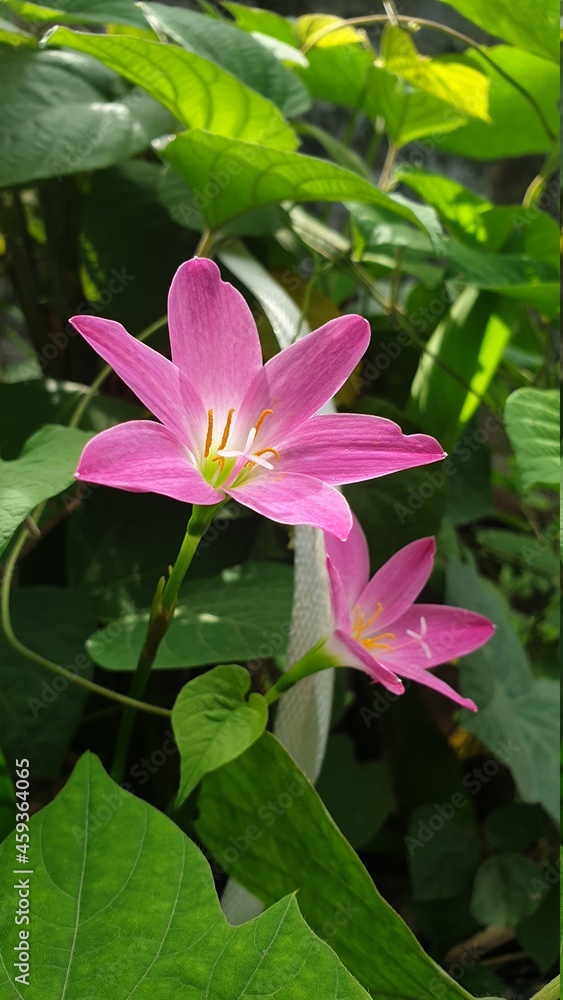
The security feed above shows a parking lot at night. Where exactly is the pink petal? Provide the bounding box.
[324,514,370,609]
[278,414,446,484]
[167,259,263,415]
[375,658,478,712]
[233,315,370,446]
[227,470,352,539]
[381,604,495,670]
[70,314,206,449]
[76,421,219,505]
[326,558,353,632]
[328,630,405,695]
[359,537,436,634]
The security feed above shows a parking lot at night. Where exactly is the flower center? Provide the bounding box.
[352,603,395,654]
[201,408,280,487]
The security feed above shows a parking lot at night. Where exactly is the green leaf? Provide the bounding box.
[0,378,140,461]
[517,882,560,974]
[446,241,559,316]
[291,15,378,114]
[316,734,391,849]
[470,854,546,927]
[446,558,560,820]
[435,0,559,63]
[0,748,15,843]
[0,49,173,187]
[367,64,468,146]
[2,0,146,27]
[160,129,444,242]
[476,529,559,582]
[0,587,96,779]
[0,16,36,46]
[406,289,514,449]
[0,752,371,998]
[0,424,92,557]
[172,664,267,806]
[88,562,294,670]
[380,24,490,121]
[196,733,468,1000]
[438,47,558,158]
[45,27,298,150]
[141,3,310,117]
[67,489,256,619]
[504,388,560,491]
[407,805,479,902]
[445,431,494,527]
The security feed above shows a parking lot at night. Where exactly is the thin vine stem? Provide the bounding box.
[301,14,556,145]
[0,510,171,718]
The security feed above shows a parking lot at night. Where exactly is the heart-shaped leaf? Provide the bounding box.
[172,664,268,805]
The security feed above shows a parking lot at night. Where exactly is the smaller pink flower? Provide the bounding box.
[324,517,495,710]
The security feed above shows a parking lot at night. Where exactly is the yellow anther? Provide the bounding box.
[254,408,273,435]
[204,409,214,458]
[254,447,280,461]
[218,408,235,450]
[211,455,225,477]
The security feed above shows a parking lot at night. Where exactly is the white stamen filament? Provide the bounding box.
[217,424,275,471]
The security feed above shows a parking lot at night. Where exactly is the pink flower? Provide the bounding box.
[72,259,445,539]
[324,517,495,708]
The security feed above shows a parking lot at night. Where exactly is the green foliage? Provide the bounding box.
[172,665,268,805]
[0,753,372,998]
[0,424,92,556]
[3,0,147,27]
[435,0,559,62]
[504,388,560,491]
[197,733,468,1000]
[470,854,546,926]
[87,562,294,670]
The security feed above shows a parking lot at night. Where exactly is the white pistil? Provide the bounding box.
[406,615,432,660]
[217,425,275,471]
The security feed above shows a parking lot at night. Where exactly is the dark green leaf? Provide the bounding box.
[517,882,560,973]
[142,3,310,117]
[0,424,92,557]
[0,49,173,187]
[484,803,547,853]
[446,559,559,820]
[45,27,298,150]
[407,805,479,901]
[172,664,267,805]
[87,562,294,670]
[0,752,372,998]
[471,854,546,926]
[0,587,96,779]
[3,0,146,27]
[316,734,391,849]
[197,733,469,1000]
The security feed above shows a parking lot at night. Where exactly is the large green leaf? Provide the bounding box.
[315,734,391,849]
[446,558,559,820]
[446,241,559,316]
[435,0,559,63]
[504,388,560,491]
[0,752,371,998]
[438,46,558,158]
[2,0,146,27]
[291,15,378,114]
[380,24,490,121]
[0,749,15,843]
[0,16,35,46]
[88,562,294,670]
[172,664,267,805]
[0,49,172,187]
[196,733,468,1000]
[0,424,92,557]
[0,587,96,779]
[161,129,444,243]
[407,805,479,902]
[406,289,514,449]
[142,3,310,117]
[45,27,297,150]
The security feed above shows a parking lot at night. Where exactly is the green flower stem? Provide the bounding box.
[264,639,339,706]
[111,501,225,782]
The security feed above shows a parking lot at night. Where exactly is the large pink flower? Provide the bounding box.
[324,517,494,707]
[72,259,445,539]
